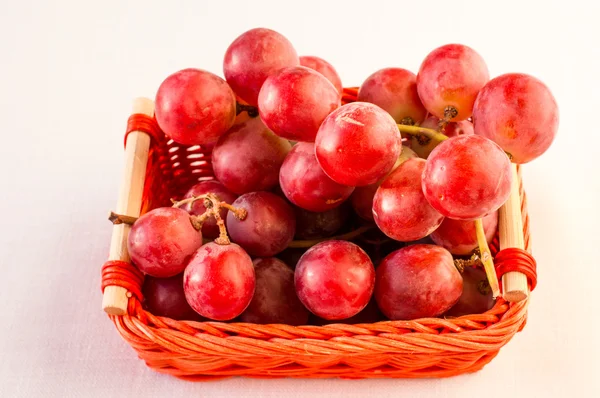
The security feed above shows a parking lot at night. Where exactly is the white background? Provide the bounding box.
[1,0,599,396]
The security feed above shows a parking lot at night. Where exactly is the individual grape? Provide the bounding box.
[358,68,427,125]
[226,191,296,257]
[240,258,309,325]
[258,66,340,142]
[128,207,202,278]
[315,102,401,186]
[223,28,299,106]
[430,211,498,255]
[409,115,474,158]
[374,245,462,320]
[310,298,385,325]
[279,142,354,212]
[212,117,292,195]
[299,55,343,95]
[351,146,418,221]
[295,240,375,320]
[142,274,204,321]
[445,266,495,317]
[277,247,307,269]
[294,203,350,240]
[422,135,512,220]
[183,180,238,239]
[155,68,236,145]
[183,242,255,320]
[417,44,489,121]
[373,158,444,241]
[472,73,559,164]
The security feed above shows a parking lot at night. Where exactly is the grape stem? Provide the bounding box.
[236,103,259,118]
[475,218,501,298]
[396,124,449,146]
[287,225,375,248]
[108,211,137,225]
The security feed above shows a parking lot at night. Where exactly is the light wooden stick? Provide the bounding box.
[498,163,529,302]
[102,98,153,315]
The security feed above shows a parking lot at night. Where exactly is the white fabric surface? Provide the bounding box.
[1,0,599,396]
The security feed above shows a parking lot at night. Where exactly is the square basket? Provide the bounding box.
[101,88,535,380]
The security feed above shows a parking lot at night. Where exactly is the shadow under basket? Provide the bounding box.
[101,88,536,380]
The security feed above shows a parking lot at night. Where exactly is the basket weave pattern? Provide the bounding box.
[102,89,531,380]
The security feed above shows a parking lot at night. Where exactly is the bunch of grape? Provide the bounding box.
[127,28,558,324]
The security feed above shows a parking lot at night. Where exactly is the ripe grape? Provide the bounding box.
[212,117,292,195]
[258,66,340,142]
[240,258,309,325]
[472,73,559,164]
[142,274,203,321]
[315,102,401,186]
[279,142,354,212]
[299,55,343,95]
[294,203,349,240]
[422,135,512,220]
[351,146,417,221]
[445,266,495,317]
[430,211,498,255]
[374,245,462,320]
[183,242,255,320]
[295,240,375,320]
[417,44,489,121]
[223,28,298,106]
[183,180,238,239]
[128,207,202,278]
[226,191,296,257]
[155,68,236,145]
[358,68,427,125]
[373,158,444,241]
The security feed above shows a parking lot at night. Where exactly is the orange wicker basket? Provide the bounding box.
[101,88,536,380]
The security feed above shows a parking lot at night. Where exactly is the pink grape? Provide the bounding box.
[299,55,343,95]
[128,207,202,278]
[240,258,309,325]
[358,67,427,124]
[212,117,292,194]
[183,180,238,239]
[295,240,375,320]
[373,158,444,241]
[223,28,298,106]
[155,68,236,145]
[258,66,340,142]
[294,203,350,240]
[279,142,354,212]
[142,274,204,321]
[374,245,462,320]
[183,242,255,321]
[226,191,296,257]
[422,135,512,220]
[315,102,401,186]
[445,266,495,317]
[430,211,498,255]
[417,44,489,121]
[473,73,559,163]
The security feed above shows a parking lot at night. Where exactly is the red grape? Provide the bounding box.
[358,68,427,125]
[294,203,349,240]
[445,266,495,317]
[223,28,298,106]
[142,274,203,321]
[183,180,238,240]
[299,55,343,95]
[183,242,255,320]
[373,158,444,241]
[279,142,354,212]
[155,68,236,145]
[226,191,296,257]
[240,258,309,325]
[422,135,512,220]
[351,146,418,221]
[295,240,375,320]
[473,73,559,163]
[315,102,401,186]
[258,66,340,142]
[375,245,462,320]
[417,44,489,121]
[128,207,202,278]
[212,117,292,194]
[310,298,384,325]
[430,211,498,255]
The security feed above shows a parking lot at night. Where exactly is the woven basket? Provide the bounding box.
[101,88,536,380]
